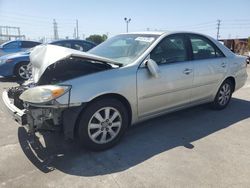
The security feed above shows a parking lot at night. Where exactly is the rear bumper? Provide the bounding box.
[2,90,27,125]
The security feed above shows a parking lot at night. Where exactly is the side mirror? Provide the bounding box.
[146,59,160,78]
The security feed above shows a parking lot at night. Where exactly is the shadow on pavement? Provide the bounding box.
[0,77,24,84]
[18,98,250,176]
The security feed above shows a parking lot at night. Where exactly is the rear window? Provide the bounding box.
[3,41,20,49]
[21,41,41,48]
[189,35,224,60]
[52,41,72,49]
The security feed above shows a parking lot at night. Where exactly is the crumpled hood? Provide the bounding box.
[30,44,119,83]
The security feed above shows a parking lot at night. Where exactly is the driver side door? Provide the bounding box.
[137,34,194,118]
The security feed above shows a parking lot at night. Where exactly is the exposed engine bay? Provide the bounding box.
[37,56,113,85]
[7,55,114,135]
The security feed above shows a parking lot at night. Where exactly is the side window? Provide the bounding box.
[150,35,188,64]
[53,41,72,49]
[82,42,95,52]
[3,41,20,49]
[21,41,40,48]
[72,42,84,51]
[190,35,224,60]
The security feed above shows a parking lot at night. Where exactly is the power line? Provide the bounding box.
[0,10,76,22]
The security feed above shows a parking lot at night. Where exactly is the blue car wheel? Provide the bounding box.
[14,62,31,80]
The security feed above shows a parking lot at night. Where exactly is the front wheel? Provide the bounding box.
[77,98,129,151]
[212,80,233,110]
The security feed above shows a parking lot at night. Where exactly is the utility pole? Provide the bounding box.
[124,17,131,33]
[76,19,79,39]
[216,19,221,40]
[53,19,59,40]
[73,28,76,39]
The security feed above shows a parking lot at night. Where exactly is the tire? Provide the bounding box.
[14,62,31,80]
[212,80,233,110]
[77,98,129,151]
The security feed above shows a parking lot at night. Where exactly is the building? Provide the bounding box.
[220,38,249,55]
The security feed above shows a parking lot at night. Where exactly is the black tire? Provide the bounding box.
[14,62,30,80]
[212,80,233,110]
[77,98,129,151]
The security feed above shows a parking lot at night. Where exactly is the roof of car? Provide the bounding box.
[1,40,41,45]
[120,31,166,35]
[120,31,212,37]
[50,39,96,45]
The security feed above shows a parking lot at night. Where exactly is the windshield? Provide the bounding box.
[88,34,158,65]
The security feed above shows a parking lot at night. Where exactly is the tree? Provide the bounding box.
[86,34,108,44]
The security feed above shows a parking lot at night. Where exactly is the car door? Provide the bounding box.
[187,34,227,102]
[137,34,194,118]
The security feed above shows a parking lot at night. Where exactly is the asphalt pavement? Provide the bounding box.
[0,68,250,188]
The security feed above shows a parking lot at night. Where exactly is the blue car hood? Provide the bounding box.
[1,51,30,60]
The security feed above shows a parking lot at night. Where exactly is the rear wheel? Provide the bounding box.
[78,98,129,151]
[212,80,233,110]
[14,62,31,80]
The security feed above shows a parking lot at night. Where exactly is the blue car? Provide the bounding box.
[0,39,96,80]
[0,40,41,57]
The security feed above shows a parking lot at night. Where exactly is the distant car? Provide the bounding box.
[51,39,96,52]
[0,40,41,57]
[2,32,248,151]
[0,39,96,80]
[247,56,250,64]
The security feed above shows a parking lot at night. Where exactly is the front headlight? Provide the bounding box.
[19,85,71,103]
[0,59,13,64]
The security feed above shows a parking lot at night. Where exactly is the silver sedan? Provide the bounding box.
[2,32,248,150]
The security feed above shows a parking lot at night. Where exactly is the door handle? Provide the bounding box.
[221,62,226,68]
[183,68,192,75]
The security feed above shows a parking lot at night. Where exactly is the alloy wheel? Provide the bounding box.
[87,107,122,144]
[18,64,31,80]
[218,83,231,106]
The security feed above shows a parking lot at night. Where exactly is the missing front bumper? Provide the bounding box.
[2,90,27,125]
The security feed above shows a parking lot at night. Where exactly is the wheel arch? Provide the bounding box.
[70,93,132,139]
[224,76,236,92]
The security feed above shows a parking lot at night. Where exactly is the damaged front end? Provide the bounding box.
[4,83,71,134]
[2,44,119,138]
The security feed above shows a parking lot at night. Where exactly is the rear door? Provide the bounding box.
[187,34,227,102]
[137,34,194,118]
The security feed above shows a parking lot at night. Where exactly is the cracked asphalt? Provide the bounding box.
[0,67,250,188]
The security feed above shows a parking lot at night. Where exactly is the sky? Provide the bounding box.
[0,0,250,41]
